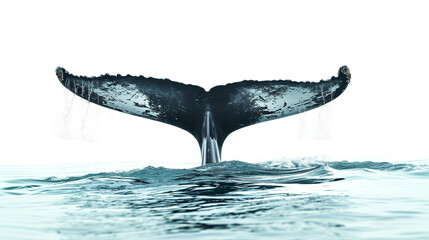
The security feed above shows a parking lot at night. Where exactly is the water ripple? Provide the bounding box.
[1,160,429,239]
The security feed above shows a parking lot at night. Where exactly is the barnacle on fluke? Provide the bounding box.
[56,66,351,165]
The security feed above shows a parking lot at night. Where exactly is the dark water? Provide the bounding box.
[1,160,429,240]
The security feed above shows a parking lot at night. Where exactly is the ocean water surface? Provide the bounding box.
[1,160,429,240]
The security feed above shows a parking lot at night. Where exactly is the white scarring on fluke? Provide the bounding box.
[93,82,160,118]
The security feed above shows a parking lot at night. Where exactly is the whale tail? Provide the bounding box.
[56,66,351,165]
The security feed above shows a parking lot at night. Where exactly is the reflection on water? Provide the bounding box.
[1,160,429,239]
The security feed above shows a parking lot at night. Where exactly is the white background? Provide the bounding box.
[1,1,428,168]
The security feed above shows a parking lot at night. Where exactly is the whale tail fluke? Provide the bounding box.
[56,66,350,165]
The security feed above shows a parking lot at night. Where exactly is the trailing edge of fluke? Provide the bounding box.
[56,66,351,165]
